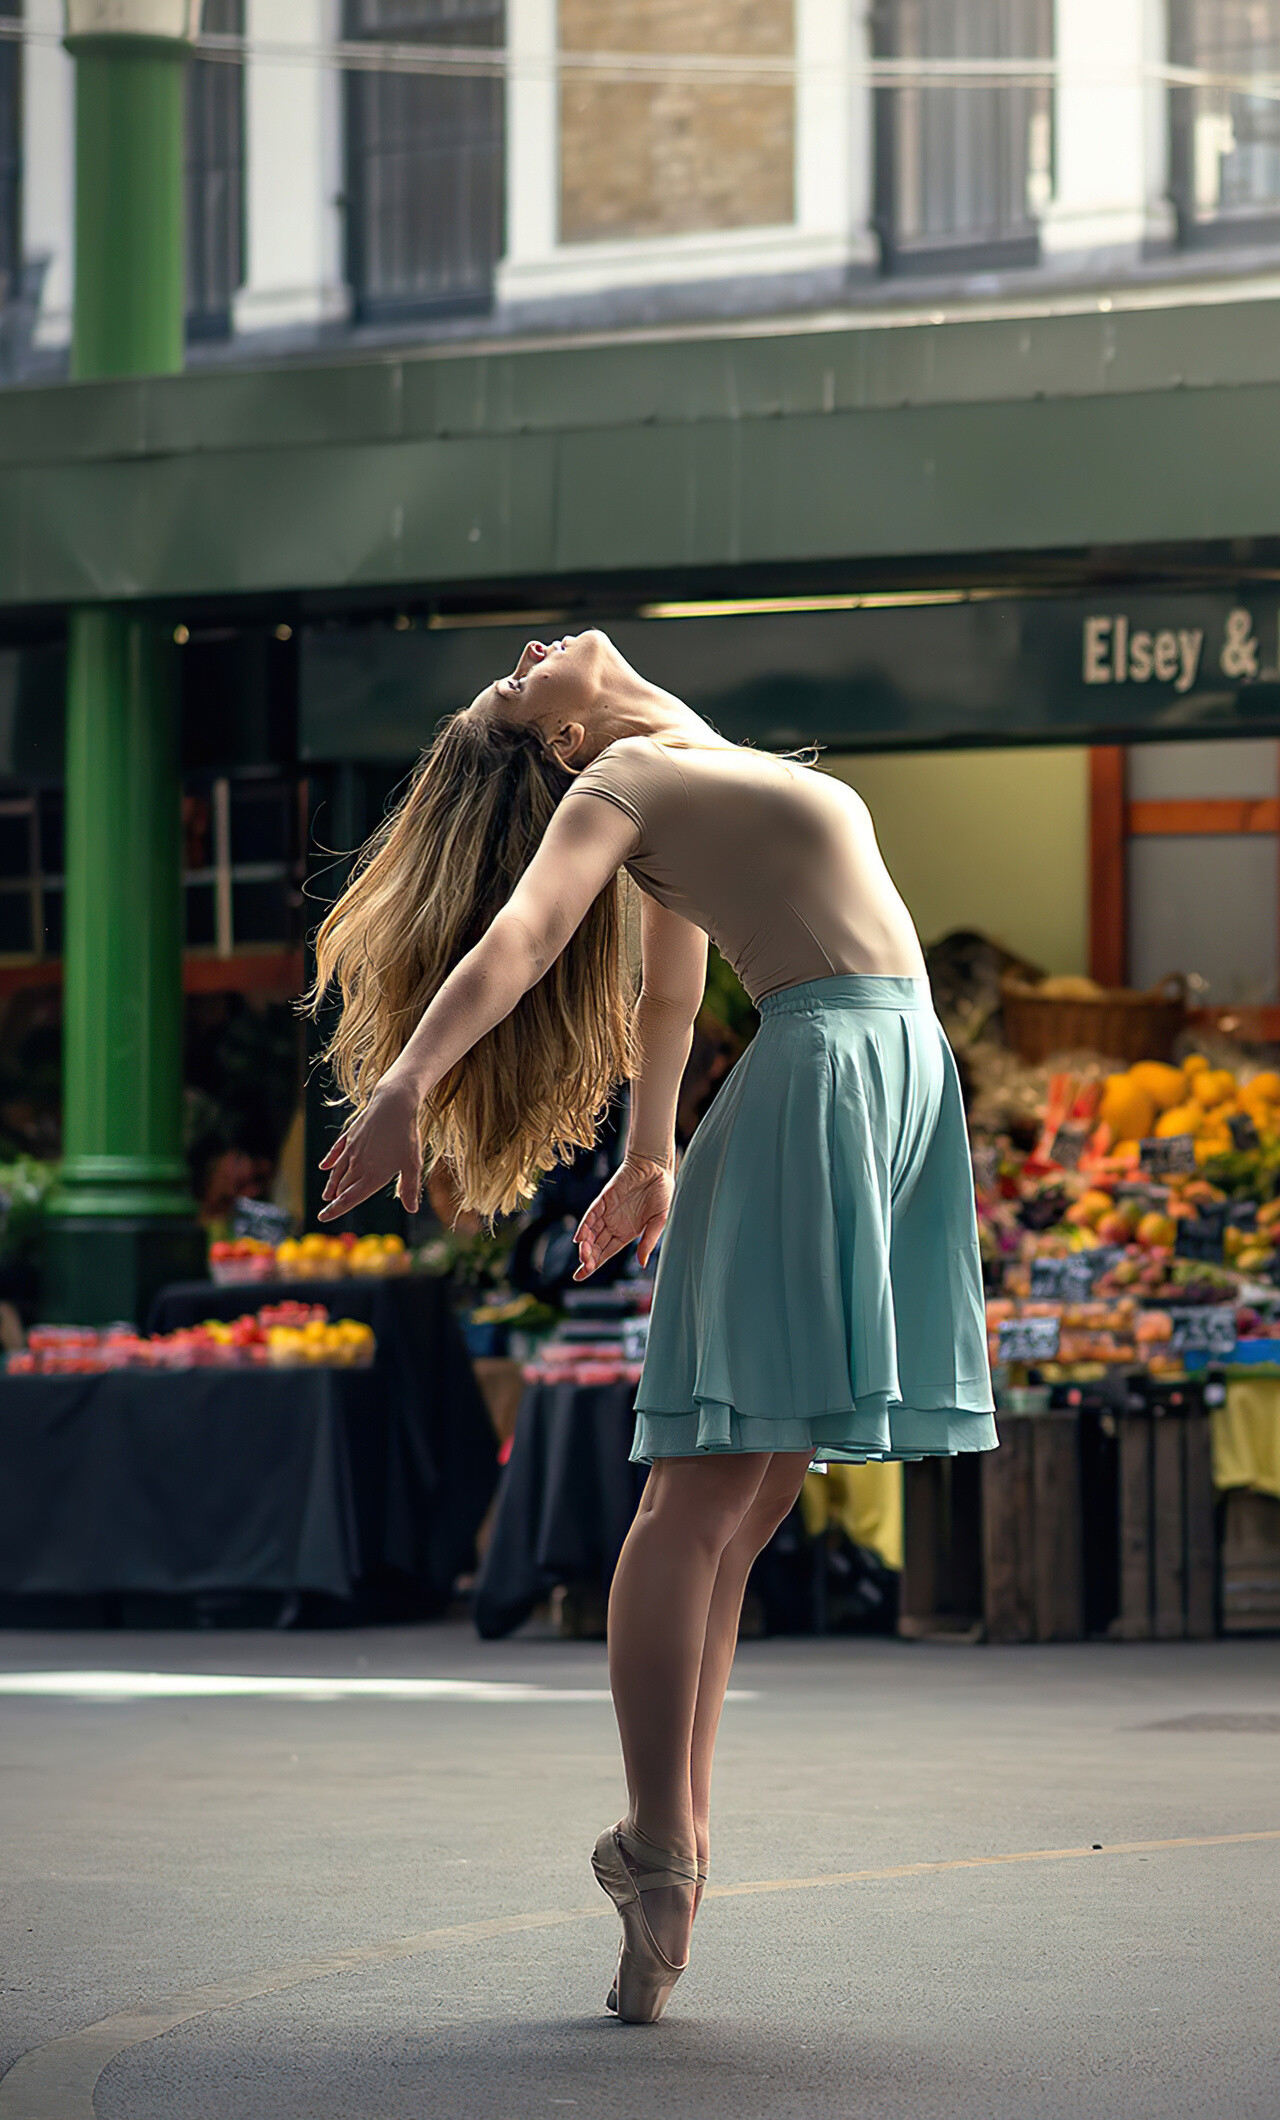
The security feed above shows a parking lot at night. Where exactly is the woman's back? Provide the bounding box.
[567,734,927,1005]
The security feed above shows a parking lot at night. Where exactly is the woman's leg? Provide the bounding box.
[689,1452,813,1891]
[606,1450,774,1963]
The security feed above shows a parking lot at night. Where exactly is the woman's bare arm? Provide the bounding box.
[571,894,707,1280]
[625,893,709,1168]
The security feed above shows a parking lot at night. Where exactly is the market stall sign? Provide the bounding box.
[1139,1136,1197,1178]
[300,592,1280,763]
[1164,1307,1238,1358]
[998,1316,1062,1364]
[1029,1249,1125,1300]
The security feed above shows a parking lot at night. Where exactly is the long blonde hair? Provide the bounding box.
[307,710,639,1221]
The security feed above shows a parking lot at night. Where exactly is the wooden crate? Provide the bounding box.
[981,1411,1085,1643]
[900,1412,1085,1643]
[1219,1490,1280,1634]
[1114,1404,1215,1641]
[898,1453,984,1641]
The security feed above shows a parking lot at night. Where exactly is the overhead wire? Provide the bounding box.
[1,20,1280,101]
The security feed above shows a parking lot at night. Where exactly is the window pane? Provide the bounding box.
[874,0,1053,268]
[0,887,33,954]
[230,783,290,864]
[0,807,31,880]
[42,885,62,957]
[345,0,505,320]
[1171,1,1280,241]
[186,0,245,337]
[232,879,291,945]
[186,883,217,948]
[38,791,64,879]
[0,0,18,301]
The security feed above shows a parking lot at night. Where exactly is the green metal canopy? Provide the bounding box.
[4,288,1280,609]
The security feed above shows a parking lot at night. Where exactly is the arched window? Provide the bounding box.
[186,0,245,339]
[344,0,504,321]
[1170,1,1280,246]
[872,0,1053,273]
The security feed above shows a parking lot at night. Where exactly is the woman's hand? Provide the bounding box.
[318,1079,423,1221]
[572,1153,673,1282]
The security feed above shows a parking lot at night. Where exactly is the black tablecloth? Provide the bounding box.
[148,1275,498,1601]
[1,1277,499,1617]
[473,1380,645,1639]
[0,1367,396,1600]
[472,1379,901,1642]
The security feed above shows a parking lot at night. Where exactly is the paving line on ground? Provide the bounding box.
[2,1828,1276,2120]
[0,1673,673,1704]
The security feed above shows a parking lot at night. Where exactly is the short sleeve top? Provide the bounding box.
[563,735,925,1005]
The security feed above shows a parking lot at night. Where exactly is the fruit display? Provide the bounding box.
[972,1030,1280,1383]
[210,1231,411,1283]
[985,1295,1144,1372]
[8,1305,376,1374]
[1090,1252,1240,1305]
[1084,1058,1280,1173]
[521,1339,645,1389]
[208,1237,277,1283]
[262,1316,377,1367]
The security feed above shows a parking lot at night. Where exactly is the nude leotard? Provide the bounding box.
[565,735,927,1006]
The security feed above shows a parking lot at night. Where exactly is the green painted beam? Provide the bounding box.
[3,292,1280,607]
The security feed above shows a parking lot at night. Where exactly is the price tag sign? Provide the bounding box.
[1029,1248,1124,1300]
[1229,1113,1260,1154]
[230,1196,294,1245]
[1164,1306,1237,1358]
[1047,1122,1090,1171]
[1175,1205,1229,1263]
[1139,1135,1197,1178]
[998,1315,1062,1364]
[971,1144,1001,1195]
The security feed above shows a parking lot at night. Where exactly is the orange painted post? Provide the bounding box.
[1089,746,1127,988]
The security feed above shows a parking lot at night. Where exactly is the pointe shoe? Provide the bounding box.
[605,1846,707,2017]
[592,1819,699,2024]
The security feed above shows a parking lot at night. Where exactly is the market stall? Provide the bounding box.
[0,1363,422,1620]
[474,1284,904,1642]
[0,1268,499,1625]
[932,960,1280,1640]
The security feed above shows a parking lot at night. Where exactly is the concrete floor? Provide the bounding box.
[0,1623,1277,2120]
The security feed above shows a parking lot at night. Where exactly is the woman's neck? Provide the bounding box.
[582,668,729,761]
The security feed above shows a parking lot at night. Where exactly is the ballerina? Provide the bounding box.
[308,629,996,2023]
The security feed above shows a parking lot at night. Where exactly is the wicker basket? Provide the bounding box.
[1000,973,1188,1065]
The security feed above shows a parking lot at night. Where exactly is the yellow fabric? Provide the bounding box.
[799,1462,904,1571]
[1212,1379,1280,1502]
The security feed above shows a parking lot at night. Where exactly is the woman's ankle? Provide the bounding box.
[628,1812,697,1866]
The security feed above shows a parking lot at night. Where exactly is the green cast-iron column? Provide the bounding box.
[45,16,204,1323]
[69,39,187,381]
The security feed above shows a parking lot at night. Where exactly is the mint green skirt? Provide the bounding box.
[631,974,998,1466]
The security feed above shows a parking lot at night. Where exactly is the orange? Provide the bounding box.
[1191,1069,1237,1109]
[1129,1062,1188,1111]
[1154,1104,1200,1139]
[1099,1075,1157,1144]
[1245,1070,1280,1104]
